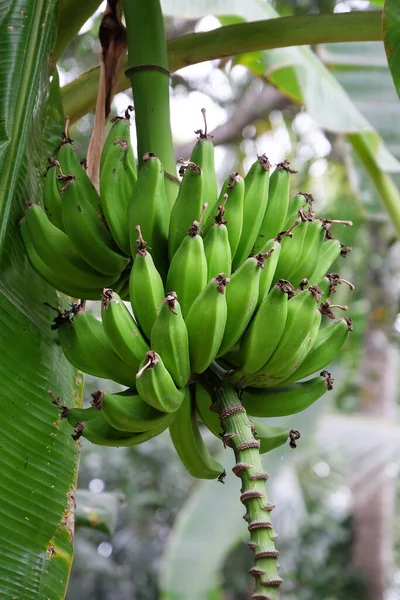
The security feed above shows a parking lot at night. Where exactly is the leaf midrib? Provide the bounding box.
[0,0,55,253]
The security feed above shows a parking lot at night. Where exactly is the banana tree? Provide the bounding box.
[1,1,400,599]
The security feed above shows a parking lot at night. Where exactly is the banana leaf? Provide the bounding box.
[0,3,82,598]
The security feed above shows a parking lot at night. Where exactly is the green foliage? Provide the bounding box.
[0,3,82,598]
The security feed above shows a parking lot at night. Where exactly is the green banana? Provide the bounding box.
[189,108,218,228]
[252,160,296,254]
[101,289,149,370]
[283,192,311,230]
[309,238,351,283]
[56,303,138,387]
[169,386,225,479]
[43,158,64,230]
[250,419,290,454]
[203,195,232,280]
[100,108,136,175]
[242,371,334,417]
[272,214,310,285]
[50,391,99,424]
[247,285,322,388]
[59,174,129,276]
[185,274,229,374]
[129,226,165,339]
[217,254,267,357]
[55,133,102,212]
[288,218,327,288]
[194,383,221,438]
[257,237,282,303]
[21,218,107,300]
[150,292,191,388]
[233,155,271,269]
[136,351,185,413]
[166,216,208,318]
[203,172,244,258]
[91,388,170,433]
[168,161,204,259]
[236,280,294,377]
[23,204,119,290]
[70,410,174,447]
[128,152,169,278]
[316,272,355,301]
[281,318,353,384]
[100,138,137,256]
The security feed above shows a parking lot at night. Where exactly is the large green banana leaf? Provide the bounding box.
[0,2,82,598]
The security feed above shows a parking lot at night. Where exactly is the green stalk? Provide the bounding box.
[61,11,382,125]
[123,0,177,209]
[203,367,282,599]
[348,133,400,238]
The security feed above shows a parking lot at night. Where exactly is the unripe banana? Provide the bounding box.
[257,237,282,303]
[203,196,232,280]
[247,285,323,388]
[55,134,102,212]
[100,138,137,256]
[283,192,312,229]
[242,371,334,417]
[185,274,229,374]
[150,292,191,388]
[169,386,225,480]
[168,161,204,259]
[309,239,351,283]
[288,218,327,288]
[91,388,170,433]
[272,213,310,285]
[129,226,165,339]
[217,254,267,357]
[204,173,245,258]
[136,351,185,413]
[100,108,136,176]
[59,174,129,276]
[101,289,149,369]
[189,108,218,228]
[22,204,119,291]
[70,410,174,447]
[233,155,271,269]
[21,218,107,300]
[236,280,294,377]
[281,318,353,384]
[128,152,169,278]
[43,158,64,230]
[166,217,208,318]
[56,303,138,386]
[250,419,290,454]
[194,383,221,438]
[252,160,296,254]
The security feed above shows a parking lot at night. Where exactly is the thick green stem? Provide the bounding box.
[348,133,400,238]
[61,11,382,125]
[123,0,177,208]
[210,377,281,599]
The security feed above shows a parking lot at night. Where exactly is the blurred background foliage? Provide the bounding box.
[58,0,400,598]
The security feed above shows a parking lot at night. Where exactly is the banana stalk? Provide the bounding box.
[203,373,282,599]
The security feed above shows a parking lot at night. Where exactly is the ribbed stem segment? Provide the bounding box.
[123,0,178,208]
[214,382,282,599]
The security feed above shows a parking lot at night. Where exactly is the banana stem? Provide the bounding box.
[123,0,178,209]
[208,374,282,599]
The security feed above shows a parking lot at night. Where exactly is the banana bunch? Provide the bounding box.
[24,108,355,482]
